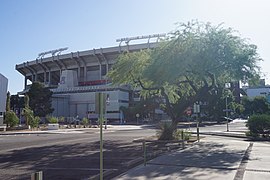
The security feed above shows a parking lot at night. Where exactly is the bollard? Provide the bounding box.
[143,140,146,166]
[31,171,43,180]
[197,121,200,142]
[181,130,184,140]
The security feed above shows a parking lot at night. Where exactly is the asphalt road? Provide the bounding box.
[0,121,249,180]
[0,126,156,180]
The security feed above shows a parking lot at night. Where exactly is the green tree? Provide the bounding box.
[27,82,54,117]
[5,111,19,127]
[6,91,10,111]
[5,92,19,127]
[23,107,40,129]
[30,116,40,129]
[242,96,270,116]
[109,21,261,139]
[10,94,24,111]
[23,95,30,126]
[25,94,30,108]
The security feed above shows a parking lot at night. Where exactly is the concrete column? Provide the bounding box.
[44,72,46,83]
[99,64,102,79]
[24,77,27,89]
[84,66,87,81]
[106,64,109,76]
[48,71,51,86]
[77,67,81,82]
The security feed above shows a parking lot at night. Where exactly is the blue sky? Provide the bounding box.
[1,0,270,94]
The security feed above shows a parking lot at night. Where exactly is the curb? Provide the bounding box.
[0,132,50,135]
[192,132,247,139]
[122,157,144,168]
[112,141,199,180]
[87,169,117,180]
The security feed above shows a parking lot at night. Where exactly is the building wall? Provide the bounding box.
[246,87,270,98]
[16,43,158,121]
[0,73,8,125]
[51,90,129,120]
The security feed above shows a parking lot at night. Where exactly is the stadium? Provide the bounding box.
[15,36,162,121]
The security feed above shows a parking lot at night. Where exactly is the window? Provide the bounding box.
[101,65,107,76]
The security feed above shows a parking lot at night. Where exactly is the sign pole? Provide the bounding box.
[194,103,200,142]
[226,96,229,132]
[96,93,105,180]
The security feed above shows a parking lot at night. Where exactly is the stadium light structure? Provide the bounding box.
[37,47,68,59]
[116,33,166,46]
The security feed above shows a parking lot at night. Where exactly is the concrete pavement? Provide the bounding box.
[114,136,270,180]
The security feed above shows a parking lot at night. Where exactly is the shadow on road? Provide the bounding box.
[0,140,143,180]
[118,141,246,180]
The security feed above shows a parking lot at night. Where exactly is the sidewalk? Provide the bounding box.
[114,136,270,180]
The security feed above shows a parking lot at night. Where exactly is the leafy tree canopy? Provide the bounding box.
[242,96,270,116]
[27,82,54,117]
[109,21,261,129]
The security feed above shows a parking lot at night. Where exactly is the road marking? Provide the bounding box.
[245,169,270,173]
[233,142,253,180]
[147,162,238,171]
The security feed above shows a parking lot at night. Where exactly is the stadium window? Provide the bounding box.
[87,65,99,71]
[101,65,107,76]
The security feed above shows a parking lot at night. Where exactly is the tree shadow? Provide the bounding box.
[119,141,246,180]
[0,140,143,180]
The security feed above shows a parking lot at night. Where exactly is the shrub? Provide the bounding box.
[5,111,19,127]
[47,116,58,124]
[29,116,40,128]
[58,116,65,123]
[22,108,40,128]
[22,107,33,126]
[82,118,89,126]
[246,114,270,138]
[174,129,191,140]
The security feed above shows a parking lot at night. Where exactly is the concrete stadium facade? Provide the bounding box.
[16,42,158,121]
[0,73,8,125]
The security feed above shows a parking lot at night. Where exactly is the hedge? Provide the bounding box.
[246,114,270,138]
